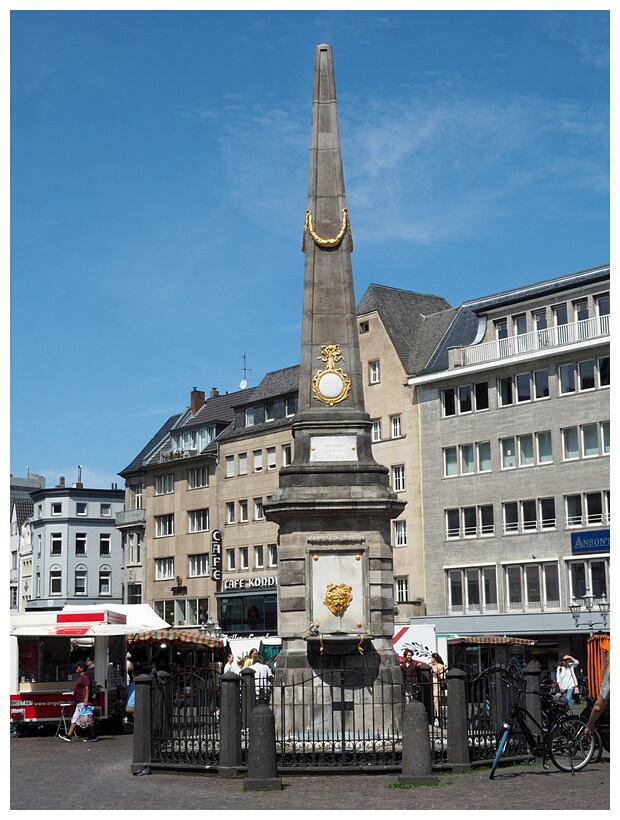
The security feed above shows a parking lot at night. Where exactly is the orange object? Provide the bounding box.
[586,633,610,697]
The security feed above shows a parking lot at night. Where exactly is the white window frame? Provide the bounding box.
[189,508,209,533]
[155,514,174,538]
[188,468,209,489]
[369,360,381,384]
[392,464,405,492]
[394,519,407,546]
[267,543,277,567]
[189,554,209,577]
[155,474,174,495]
[395,577,409,603]
[371,420,382,442]
[155,557,174,580]
[99,533,111,556]
[253,450,263,472]
[391,415,402,438]
[238,452,248,476]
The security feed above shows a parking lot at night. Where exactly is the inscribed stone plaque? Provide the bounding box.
[309,435,358,462]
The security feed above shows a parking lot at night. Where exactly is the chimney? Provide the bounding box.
[57,476,65,488]
[191,387,206,415]
[210,387,219,398]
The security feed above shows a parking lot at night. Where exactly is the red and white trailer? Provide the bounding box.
[10,605,166,732]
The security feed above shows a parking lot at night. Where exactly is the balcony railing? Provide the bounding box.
[115,508,146,527]
[458,314,609,367]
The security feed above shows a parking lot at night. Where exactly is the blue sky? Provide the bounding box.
[9,6,610,490]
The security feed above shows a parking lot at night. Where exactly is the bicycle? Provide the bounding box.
[489,669,595,778]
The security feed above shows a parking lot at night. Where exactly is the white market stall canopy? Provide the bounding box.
[10,604,170,638]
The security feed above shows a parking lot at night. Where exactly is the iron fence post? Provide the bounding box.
[218,672,242,777]
[446,668,470,770]
[131,673,152,773]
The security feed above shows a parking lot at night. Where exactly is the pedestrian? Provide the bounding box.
[428,652,447,724]
[59,661,98,742]
[251,653,273,705]
[584,654,610,742]
[556,654,579,712]
[223,651,240,675]
[243,648,259,669]
[400,649,418,703]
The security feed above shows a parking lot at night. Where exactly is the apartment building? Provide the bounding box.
[408,264,610,654]
[356,284,452,623]
[26,478,125,611]
[117,372,297,635]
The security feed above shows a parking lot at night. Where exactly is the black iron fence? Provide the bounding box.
[132,662,540,774]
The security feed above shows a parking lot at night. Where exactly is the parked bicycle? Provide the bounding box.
[489,666,595,779]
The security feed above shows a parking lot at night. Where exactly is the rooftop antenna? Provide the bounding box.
[239,353,252,390]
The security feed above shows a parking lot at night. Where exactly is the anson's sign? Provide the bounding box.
[571,529,610,554]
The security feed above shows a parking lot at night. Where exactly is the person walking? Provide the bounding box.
[556,654,579,712]
[59,661,98,742]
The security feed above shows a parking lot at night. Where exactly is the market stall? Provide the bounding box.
[10,605,168,731]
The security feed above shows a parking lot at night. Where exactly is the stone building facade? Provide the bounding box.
[117,264,609,651]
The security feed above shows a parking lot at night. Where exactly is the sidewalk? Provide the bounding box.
[10,731,610,811]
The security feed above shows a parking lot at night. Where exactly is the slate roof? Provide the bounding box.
[357,284,452,375]
[358,264,609,378]
[247,365,300,402]
[119,413,184,476]
[419,263,610,376]
[216,366,300,444]
[12,498,34,528]
[185,388,257,429]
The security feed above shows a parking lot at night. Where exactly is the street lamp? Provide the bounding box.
[569,590,610,633]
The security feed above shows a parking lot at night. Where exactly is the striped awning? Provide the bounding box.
[129,628,225,648]
[447,635,536,646]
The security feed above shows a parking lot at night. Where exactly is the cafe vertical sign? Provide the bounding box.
[211,529,222,591]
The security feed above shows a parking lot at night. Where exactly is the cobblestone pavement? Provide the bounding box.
[10,731,610,811]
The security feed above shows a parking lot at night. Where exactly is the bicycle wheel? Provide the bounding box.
[548,716,594,772]
[489,725,512,779]
[589,727,604,764]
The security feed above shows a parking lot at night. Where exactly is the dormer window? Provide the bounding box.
[245,408,254,427]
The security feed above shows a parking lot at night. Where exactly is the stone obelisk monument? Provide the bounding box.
[265,45,405,678]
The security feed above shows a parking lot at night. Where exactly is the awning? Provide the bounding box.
[129,628,224,649]
[448,635,537,646]
[11,623,136,637]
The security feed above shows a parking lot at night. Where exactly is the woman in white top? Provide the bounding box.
[223,652,241,675]
[556,654,579,711]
